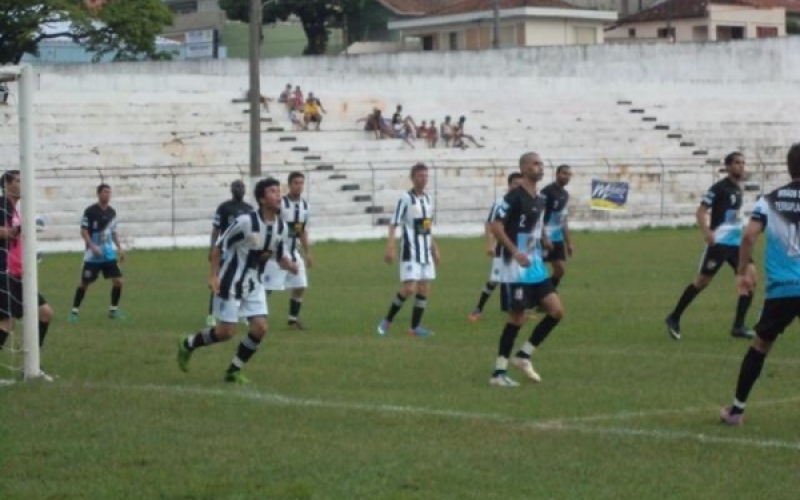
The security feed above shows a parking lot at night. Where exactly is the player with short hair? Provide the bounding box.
[206,180,252,327]
[376,163,441,337]
[69,183,125,322]
[665,152,757,340]
[541,164,574,290]
[719,143,800,425]
[468,172,523,322]
[177,177,298,384]
[0,170,54,380]
[489,152,565,387]
[262,172,312,330]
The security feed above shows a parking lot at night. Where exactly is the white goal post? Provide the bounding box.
[0,65,41,381]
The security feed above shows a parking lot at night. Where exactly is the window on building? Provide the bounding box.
[574,27,597,45]
[448,31,459,50]
[757,26,779,38]
[657,27,676,39]
[422,36,434,51]
[499,26,516,47]
[628,28,636,38]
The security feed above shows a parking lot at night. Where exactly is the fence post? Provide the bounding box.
[369,162,376,226]
[657,157,666,219]
[169,165,177,245]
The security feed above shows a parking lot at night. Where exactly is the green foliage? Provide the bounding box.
[220,0,364,55]
[0,0,173,65]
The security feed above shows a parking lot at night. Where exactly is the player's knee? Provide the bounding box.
[692,275,711,290]
[401,282,416,297]
[508,310,525,326]
[548,306,565,321]
[38,303,53,322]
[214,324,236,340]
[249,320,268,338]
[753,335,773,354]
[112,278,123,287]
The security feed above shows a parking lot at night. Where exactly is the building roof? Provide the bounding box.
[429,0,578,15]
[617,0,773,25]
[376,0,458,16]
[762,0,800,13]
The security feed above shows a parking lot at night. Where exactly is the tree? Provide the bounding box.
[0,0,174,65]
[220,0,363,56]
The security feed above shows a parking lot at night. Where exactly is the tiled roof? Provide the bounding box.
[429,0,578,16]
[761,0,800,13]
[376,0,459,16]
[618,0,771,25]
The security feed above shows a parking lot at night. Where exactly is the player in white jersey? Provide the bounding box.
[468,172,523,322]
[262,172,313,330]
[177,177,298,384]
[377,163,440,337]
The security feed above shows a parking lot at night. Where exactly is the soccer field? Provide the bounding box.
[1,229,797,500]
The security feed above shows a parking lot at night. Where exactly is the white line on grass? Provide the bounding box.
[78,382,800,452]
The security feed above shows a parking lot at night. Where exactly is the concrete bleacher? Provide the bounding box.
[2,38,799,250]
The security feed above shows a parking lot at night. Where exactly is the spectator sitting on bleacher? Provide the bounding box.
[416,120,428,139]
[440,116,454,147]
[292,86,304,111]
[288,107,307,131]
[453,115,483,149]
[244,89,272,111]
[279,84,292,105]
[303,97,323,131]
[357,108,383,139]
[427,120,439,148]
[308,92,327,114]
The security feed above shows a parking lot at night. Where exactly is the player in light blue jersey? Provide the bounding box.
[488,152,565,387]
[665,152,757,340]
[69,184,126,322]
[720,143,800,425]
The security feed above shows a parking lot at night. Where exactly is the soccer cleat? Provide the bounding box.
[719,406,744,426]
[224,370,250,384]
[510,356,542,383]
[665,315,681,340]
[731,326,756,339]
[288,320,306,331]
[468,309,482,322]
[408,326,434,337]
[176,338,192,373]
[489,373,520,387]
[376,319,391,336]
[108,309,125,321]
[205,315,216,328]
[68,311,79,324]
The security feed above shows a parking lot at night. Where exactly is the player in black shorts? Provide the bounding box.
[206,180,252,327]
[69,184,126,322]
[541,164,574,291]
[665,152,757,340]
[720,143,800,425]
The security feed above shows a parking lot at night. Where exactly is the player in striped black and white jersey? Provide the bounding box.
[262,172,313,330]
[468,172,523,322]
[177,177,298,384]
[377,163,441,337]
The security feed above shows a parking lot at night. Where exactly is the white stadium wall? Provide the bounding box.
[2,37,799,251]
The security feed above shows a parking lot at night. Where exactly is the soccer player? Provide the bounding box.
[176,177,298,383]
[0,170,54,380]
[206,180,252,327]
[665,152,757,340]
[541,164,574,290]
[68,184,125,322]
[719,143,800,426]
[377,163,441,337]
[262,172,313,330]
[468,172,523,322]
[489,152,565,387]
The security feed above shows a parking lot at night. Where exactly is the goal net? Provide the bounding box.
[0,65,42,384]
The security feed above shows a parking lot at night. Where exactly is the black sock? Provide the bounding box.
[72,287,86,309]
[551,277,561,290]
[498,322,521,359]
[733,347,767,411]
[0,329,8,349]
[38,321,50,348]
[184,327,221,351]
[385,293,407,322]
[411,294,427,329]
[111,285,122,307]
[475,282,497,312]
[226,333,262,373]
[530,315,561,347]
[733,292,753,329]
[288,298,302,323]
[671,284,700,319]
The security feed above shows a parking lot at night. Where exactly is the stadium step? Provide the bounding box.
[304,155,321,161]
[341,183,360,191]
[329,173,346,180]
[692,149,708,155]
[365,206,384,214]
[655,124,670,130]
[279,136,296,141]
[375,217,391,225]
[353,194,372,202]
[667,133,682,139]
[679,141,696,147]
[642,117,657,122]
[292,146,310,152]
[316,164,334,171]
[629,109,645,114]
[267,127,285,132]
[617,100,632,105]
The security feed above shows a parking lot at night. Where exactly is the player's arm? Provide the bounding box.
[484,221,495,255]
[81,211,102,256]
[211,216,246,293]
[490,194,530,267]
[697,189,715,245]
[209,207,222,260]
[385,196,407,264]
[111,226,125,262]
[300,215,312,268]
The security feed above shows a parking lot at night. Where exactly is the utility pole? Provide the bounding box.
[492,0,500,49]
[248,0,262,179]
